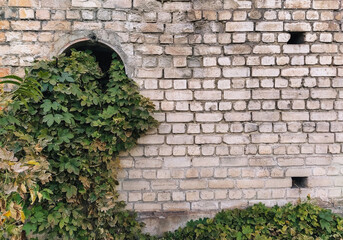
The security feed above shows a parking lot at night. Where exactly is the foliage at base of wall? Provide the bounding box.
[0,50,158,240]
[161,198,343,240]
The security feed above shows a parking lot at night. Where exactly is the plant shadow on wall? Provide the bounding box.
[0,50,158,240]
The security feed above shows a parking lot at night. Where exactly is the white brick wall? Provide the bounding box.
[1,0,343,234]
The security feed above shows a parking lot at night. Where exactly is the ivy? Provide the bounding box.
[161,198,343,240]
[0,50,158,239]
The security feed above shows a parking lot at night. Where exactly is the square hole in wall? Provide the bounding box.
[287,32,305,44]
[291,177,308,188]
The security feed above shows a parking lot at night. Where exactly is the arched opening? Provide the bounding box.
[62,40,116,72]
[62,40,127,90]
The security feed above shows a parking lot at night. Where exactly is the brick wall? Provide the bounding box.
[1,0,343,234]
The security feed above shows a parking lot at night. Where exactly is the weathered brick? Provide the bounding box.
[223,90,250,100]
[313,0,339,9]
[166,135,194,145]
[151,180,178,190]
[194,91,221,100]
[180,180,207,189]
[103,0,131,8]
[252,90,280,99]
[254,0,281,8]
[253,45,280,54]
[41,0,70,8]
[284,23,311,31]
[281,68,309,77]
[0,21,10,30]
[192,201,219,210]
[166,23,194,34]
[137,69,163,78]
[164,157,191,168]
[285,0,311,8]
[0,68,10,77]
[8,0,37,7]
[209,180,234,189]
[282,112,309,121]
[122,181,150,191]
[163,202,190,211]
[311,44,338,53]
[136,45,163,55]
[278,158,304,166]
[72,0,101,7]
[256,22,283,31]
[308,177,333,187]
[165,46,192,56]
[224,45,251,54]
[311,112,337,121]
[223,135,249,144]
[135,159,163,168]
[283,45,310,54]
[280,134,307,143]
[196,113,223,122]
[137,135,164,144]
[11,21,41,30]
[314,22,340,31]
[224,112,251,122]
[252,112,280,122]
[237,179,264,189]
[223,67,250,78]
[195,135,222,144]
[311,89,337,99]
[281,89,309,99]
[165,90,192,101]
[251,134,278,143]
[165,68,192,79]
[194,46,222,55]
[193,157,220,167]
[265,179,292,188]
[249,157,276,166]
[309,133,334,143]
[43,21,71,31]
[310,67,337,77]
[193,68,221,78]
[166,113,193,122]
[252,68,280,77]
[306,156,331,165]
[226,22,254,32]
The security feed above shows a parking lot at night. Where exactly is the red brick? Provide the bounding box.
[0,68,11,77]
[8,0,37,7]
[42,21,71,31]
[0,21,10,30]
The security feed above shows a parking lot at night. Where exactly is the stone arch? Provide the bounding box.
[50,30,134,78]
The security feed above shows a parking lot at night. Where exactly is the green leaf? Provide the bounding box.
[54,114,63,124]
[41,100,52,113]
[58,72,74,83]
[58,129,74,143]
[43,114,55,127]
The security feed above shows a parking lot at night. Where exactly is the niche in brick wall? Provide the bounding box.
[62,39,116,72]
[292,177,308,188]
[287,32,305,44]
[62,39,123,89]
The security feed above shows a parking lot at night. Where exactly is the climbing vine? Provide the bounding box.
[0,50,158,239]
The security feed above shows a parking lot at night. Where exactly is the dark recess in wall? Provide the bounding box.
[292,177,308,188]
[63,40,115,72]
[287,32,305,44]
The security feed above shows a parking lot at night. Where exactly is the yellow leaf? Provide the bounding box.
[20,184,27,194]
[29,189,36,204]
[20,210,25,222]
[37,192,43,202]
[27,160,39,165]
[3,210,11,218]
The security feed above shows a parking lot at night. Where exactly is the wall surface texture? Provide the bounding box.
[1,0,343,234]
